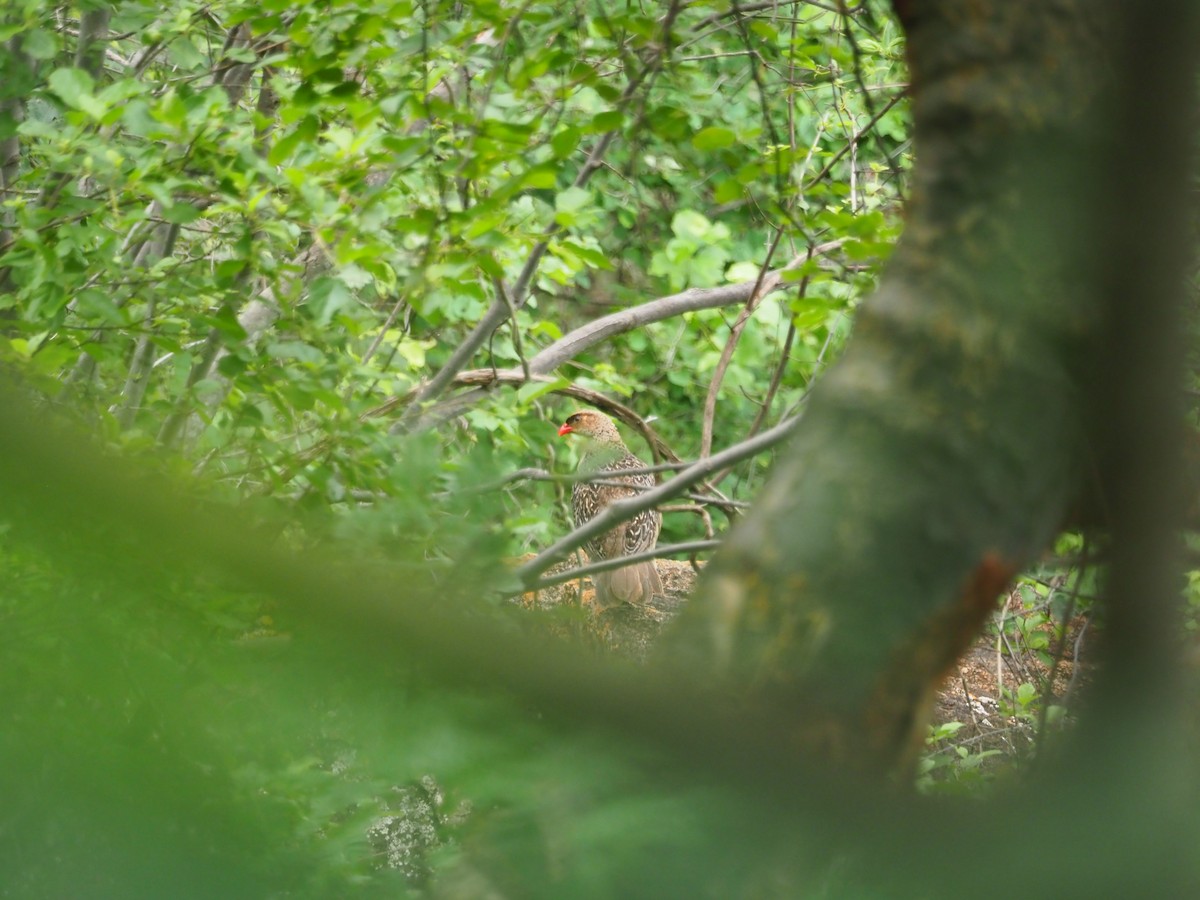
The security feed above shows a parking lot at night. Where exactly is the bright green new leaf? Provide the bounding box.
[555,187,591,214]
[516,377,569,405]
[671,209,715,242]
[590,110,623,132]
[521,165,558,190]
[725,261,764,283]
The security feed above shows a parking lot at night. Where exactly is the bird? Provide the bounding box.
[558,410,664,607]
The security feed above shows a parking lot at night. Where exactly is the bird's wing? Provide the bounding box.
[573,451,659,561]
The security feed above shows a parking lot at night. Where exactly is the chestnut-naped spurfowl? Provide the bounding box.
[558,410,663,607]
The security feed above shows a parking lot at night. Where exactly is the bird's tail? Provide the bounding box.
[594,560,663,608]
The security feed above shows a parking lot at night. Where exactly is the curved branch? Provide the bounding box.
[526,272,785,375]
[412,239,847,427]
[508,240,843,379]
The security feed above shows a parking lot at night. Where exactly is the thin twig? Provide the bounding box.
[359,294,411,369]
[804,91,904,189]
[837,0,877,122]
[522,539,722,594]
[663,502,716,538]
[747,320,796,438]
[492,273,531,382]
[700,228,784,458]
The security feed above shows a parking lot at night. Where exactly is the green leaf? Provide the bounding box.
[22,27,59,60]
[395,337,436,370]
[531,320,563,340]
[521,165,558,190]
[167,35,207,70]
[726,261,763,283]
[555,187,591,213]
[554,187,592,226]
[267,341,325,364]
[121,99,167,138]
[590,110,623,132]
[712,179,742,205]
[550,127,581,159]
[692,127,736,151]
[74,289,125,325]
[516,377,568,405]
[162,202,202,225]
[671,209,714,242]
[307,276,353,327]
[268,115,319,165]
[47,68,107,119]
[338,265,373,290]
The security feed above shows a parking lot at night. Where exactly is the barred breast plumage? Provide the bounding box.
[558,410,663,607]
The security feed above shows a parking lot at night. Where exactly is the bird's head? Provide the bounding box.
[558,410,623,446]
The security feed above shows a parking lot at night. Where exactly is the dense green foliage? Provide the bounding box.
[5,2,1194,897]
[1,0,906,541]
[0,1,914,893]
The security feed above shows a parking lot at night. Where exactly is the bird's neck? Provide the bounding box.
[577,441,626,471]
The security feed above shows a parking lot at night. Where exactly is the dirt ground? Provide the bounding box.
[929,587,1093,770]
[519,557,1096,779]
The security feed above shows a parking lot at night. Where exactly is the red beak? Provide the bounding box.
[557,423,573,436]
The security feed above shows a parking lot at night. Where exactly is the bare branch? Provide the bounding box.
[700,228,784,458]
[471,467,677,492]
[411,239,847,427]
[531,239,845,376]
[74,7,112,76]
[522,540,722,594]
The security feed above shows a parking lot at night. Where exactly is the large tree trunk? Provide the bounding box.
[666,1,1169,772]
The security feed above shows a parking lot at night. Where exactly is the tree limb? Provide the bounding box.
[74,7,112,76]
[406,238,847,427]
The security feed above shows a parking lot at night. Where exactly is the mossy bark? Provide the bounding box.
[665,0,1114,771]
